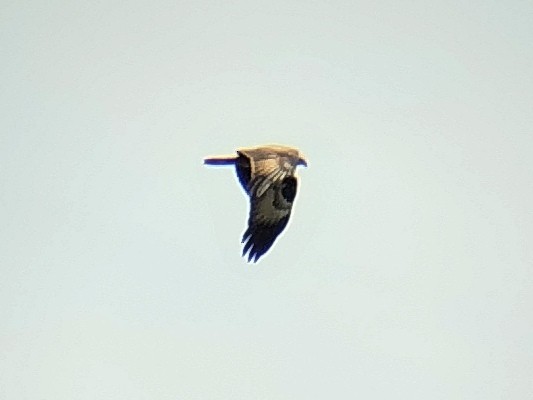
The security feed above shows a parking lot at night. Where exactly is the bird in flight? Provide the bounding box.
[204,144,308,263]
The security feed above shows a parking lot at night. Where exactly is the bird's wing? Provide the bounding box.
[242,176,298,262]
[237,149,294,196]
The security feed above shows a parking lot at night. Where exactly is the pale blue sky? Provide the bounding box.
[1,1,532,398]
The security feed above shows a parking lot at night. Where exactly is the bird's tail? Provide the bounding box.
[203,155,237,166]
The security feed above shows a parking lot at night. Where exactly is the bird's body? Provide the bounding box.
[204,144,307,262]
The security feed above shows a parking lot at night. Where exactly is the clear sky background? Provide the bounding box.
[1,1,532,398]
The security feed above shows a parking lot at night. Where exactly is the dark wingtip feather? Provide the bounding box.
[240,217,290,263]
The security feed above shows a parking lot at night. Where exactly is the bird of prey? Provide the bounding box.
[204,144,308,263]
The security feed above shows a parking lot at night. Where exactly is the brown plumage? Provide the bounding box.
[204,144,308,262]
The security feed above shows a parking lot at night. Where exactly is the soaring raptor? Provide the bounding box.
[204,144,308,262]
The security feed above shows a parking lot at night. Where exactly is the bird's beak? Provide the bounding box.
[298,156,308,167]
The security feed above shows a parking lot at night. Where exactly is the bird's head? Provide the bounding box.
[297,153,308,167]
[271,145,308,168]
[288,149,307,168]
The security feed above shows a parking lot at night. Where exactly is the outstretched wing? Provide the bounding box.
[242,176,298,262]
[236,148,294,196]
